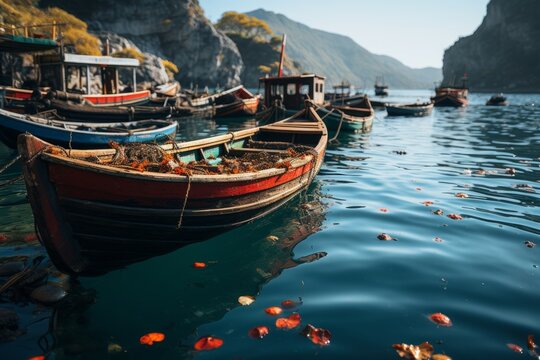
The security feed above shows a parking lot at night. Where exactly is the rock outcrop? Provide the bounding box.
[442,0,540,92]
[41,0,244,88]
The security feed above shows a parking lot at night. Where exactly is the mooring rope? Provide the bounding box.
[0,154,21,175]
[176,174,192,229]
[0,175,24,188]
[329,111,345,143]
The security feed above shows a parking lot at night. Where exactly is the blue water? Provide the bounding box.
[1,90,539,359]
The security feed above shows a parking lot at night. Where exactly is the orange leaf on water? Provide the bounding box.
[140,332,165,346]
[432,354,452,360]
[455,192,469,198]
[302,324,331,346]
[281,299,301,309]
[528,334,537,351]
[379,208,389,213]
[275,313,301,329]
[429,313,452,327]
[392,342,433,360]
[249,326,269,339]
[265,306,283,316]
[377,233,397,241]
[194,336,223,351]
[433,209,444,215]
[27,356,45,360]
[23,233,38,243]
[0,233,8,242]
[447,214,463,220]
[506,343,523,353]
[193,262,206,268]
[422,201,434,206]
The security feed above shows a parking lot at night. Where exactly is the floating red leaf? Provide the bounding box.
[527,335,537,351]
[377,233,397,241]
[265,306,283,316]
[140,332,165,345]
[194,336,223,351]
[506,343,523,353]
[281,299,301,309]
[455,193,469,198]
[249,326,269,339]
[23,233,38,243]
[433,209,444,216]
[392,342,433,360]
[27,356,45,360]
[275,313,301,329]
[433,237,444,243]
[0,233,8,243]
[193,262,206,268]
[422,201,434,206]
[379,208,389,213]
[432,354,452,360]
[429,313,452,326]
[302,324,331,346]
[447,214,463,220]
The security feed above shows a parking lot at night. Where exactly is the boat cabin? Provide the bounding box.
[38,53,139,95]
[259,74,325,110]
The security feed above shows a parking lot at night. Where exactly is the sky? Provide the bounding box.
[199,0,490,69]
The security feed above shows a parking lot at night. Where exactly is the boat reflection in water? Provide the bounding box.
[41,183,327,359]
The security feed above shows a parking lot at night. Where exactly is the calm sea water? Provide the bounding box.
[1,90,539,359]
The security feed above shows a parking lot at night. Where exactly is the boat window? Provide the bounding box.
[287,83,296,95]
[300,84,310,95]
[270,84,284,96]
[319,83,324,93]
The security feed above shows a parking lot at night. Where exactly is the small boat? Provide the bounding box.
[386,102,434,117]
[431,87,468,107]
[486,94,508,106]
[317,96,375,132]
[17,103,327,275]
[194,86,260,117]
[0,108,177,149]
[374,76,389,97]
[45,98,175,122]
[155,82,180,97]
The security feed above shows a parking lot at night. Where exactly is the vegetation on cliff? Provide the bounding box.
[0,0,100,55]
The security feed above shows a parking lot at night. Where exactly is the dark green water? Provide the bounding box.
[1,91,539,359]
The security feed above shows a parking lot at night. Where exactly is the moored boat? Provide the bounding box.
[317,95,375,132]
[486,93,508,106]
[0,108,177,149]
[155,82,180,97]
[374,76,389,96]
[431,87,468,107]
[386,102,434,117]
[17,103,327,275]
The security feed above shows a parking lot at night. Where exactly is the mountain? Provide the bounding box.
[442,0,540,92]
[246,9,441,90]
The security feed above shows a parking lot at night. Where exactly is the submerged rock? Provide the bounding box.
[30,284,67,305]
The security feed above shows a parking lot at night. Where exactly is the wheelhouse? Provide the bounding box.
[260,74,326,110]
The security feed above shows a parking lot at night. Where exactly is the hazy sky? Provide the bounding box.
[199,0,490,69]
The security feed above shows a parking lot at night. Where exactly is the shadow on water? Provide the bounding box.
[34,182,327,359]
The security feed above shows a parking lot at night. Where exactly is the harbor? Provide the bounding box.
[1,0,539,359]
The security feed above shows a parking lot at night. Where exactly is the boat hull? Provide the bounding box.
[214,97,259,117]
[18,106,327,275]
[316,107,374,132]
[386,103,433,117]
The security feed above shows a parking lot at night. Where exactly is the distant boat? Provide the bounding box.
[17,103,327,275]
[431,87,468,107]
[190,85,260,117]
[386,102,434,117]
[317,96,375,132]
[0,108,177,149]
[374,76,389,97]
[486,94,508,106]
[154,82,180,97]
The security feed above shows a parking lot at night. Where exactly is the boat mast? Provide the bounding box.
[277,34,287,77]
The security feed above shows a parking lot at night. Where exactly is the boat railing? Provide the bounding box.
[0,21,66,40]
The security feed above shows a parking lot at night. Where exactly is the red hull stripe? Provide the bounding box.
[49,160,314,205]
[83,90,150,106]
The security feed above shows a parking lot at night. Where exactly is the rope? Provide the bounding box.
[0,174,24,188]
[176,174,192,229]
[0,256,44,295]
[329,111,345,143]
[0,154,21,175]
[68,131,73,157]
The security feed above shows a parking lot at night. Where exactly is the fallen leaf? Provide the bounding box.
[23,233,38,243]
[238,295,256,306]
[455,193,469,198]
[27,356,45,360]
[433,209,444,216]
[524,241,536,248]
[429,313,452,327]
[507,343,523,353]
[528,335,537,351]
[275,313,301,329]
[302,324,331,346]
[506,168,516,175]
[378,233,397,241]
[476,169,486,175]
[0,233,8,242]
[193,262,206,268]
[432,354,452,360]
[416,187,422,191]
[281,299,301,309]
[379,208,389,213]
[422,201,434,206]
[447,214,463,220]
[265,306,283,316]
[266,235,279,241]
[433,237,444,243]
[392,342,433,360]
[140,332,165,346]
[108,342,123,353]
[249,326,269,339]
[194,336,223,351]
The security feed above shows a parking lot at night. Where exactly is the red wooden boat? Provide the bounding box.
[431,87,469,107]
[18,103,327,275]
[190,86,260,117]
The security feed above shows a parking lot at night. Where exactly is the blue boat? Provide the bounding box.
[0,108,177,149]
[386,102,434,117]
[316,105,374,132]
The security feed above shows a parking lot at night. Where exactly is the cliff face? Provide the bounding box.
[41,0,244,88]
[442,0,540,92]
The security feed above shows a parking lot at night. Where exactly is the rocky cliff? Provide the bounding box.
[41,0,244,88]
[442,0,540,92]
